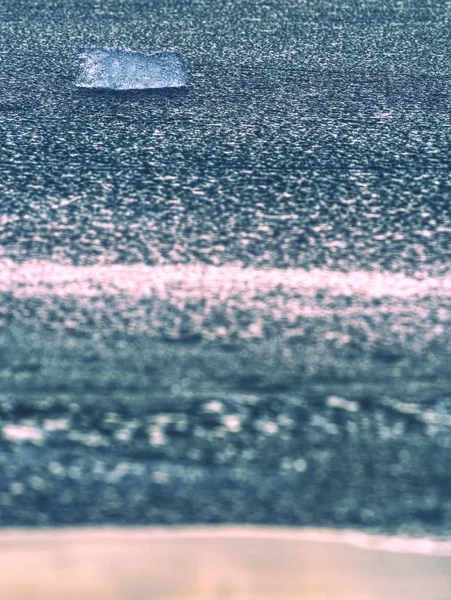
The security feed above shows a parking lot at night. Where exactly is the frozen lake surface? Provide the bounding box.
[0,0,450,534]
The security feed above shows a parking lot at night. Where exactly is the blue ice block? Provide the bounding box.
[75,48,189,90]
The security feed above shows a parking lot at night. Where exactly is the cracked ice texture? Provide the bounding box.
[75,48,188,90]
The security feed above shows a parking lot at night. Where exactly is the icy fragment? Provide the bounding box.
[75,48,188,90]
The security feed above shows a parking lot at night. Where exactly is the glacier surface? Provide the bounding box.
[75,48,188,90]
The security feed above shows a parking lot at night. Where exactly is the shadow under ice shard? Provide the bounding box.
[75,48,189,90]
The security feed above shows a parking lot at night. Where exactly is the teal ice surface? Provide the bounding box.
[0,0,450,530]
[0,0,449,273]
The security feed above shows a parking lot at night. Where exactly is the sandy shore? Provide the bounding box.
[1,527,451,600]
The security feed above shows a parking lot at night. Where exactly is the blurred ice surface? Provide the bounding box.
[75,48,188,90]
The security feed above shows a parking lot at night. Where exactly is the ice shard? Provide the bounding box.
[75,48,188,90]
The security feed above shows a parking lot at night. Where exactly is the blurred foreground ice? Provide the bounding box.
[75,48,188,90]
